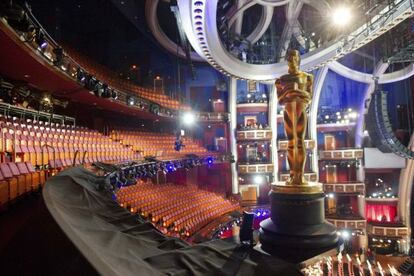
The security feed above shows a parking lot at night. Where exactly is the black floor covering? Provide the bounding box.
[0,194,98,275]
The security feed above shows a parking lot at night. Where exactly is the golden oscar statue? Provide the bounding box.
[276,49,313,186]
[259,50,338,262]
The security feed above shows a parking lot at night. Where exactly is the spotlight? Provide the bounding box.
[53,47,64,66]
[92,82,103,97]
[341,230,350,240]
[127,96,135,106]
[182,112,195,125]
[35,29,47,50]
[253,175,264,185]
[331,6,352,27]
[167,163,174,172]
[76,68,86,83]
[207,157,213,165]
[111,89,118,100]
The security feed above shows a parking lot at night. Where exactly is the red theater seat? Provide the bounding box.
[7,162,26,196]
[0,171,9,207]
[25,162,43,189]
[16,162,35,192]
[0,163,18,201]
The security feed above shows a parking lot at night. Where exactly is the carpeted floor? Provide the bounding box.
[0,193,98,275]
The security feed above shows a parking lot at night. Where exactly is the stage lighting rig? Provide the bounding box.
[127,96,136,106]
[53,47,64,67]
[35,28,47,50]
[76,68,86,83]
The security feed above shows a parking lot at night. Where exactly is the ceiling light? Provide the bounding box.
[331,6,352,27]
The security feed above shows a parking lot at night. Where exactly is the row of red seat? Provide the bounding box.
[0,116,140,167]
[117,182,239,237]
[64,46,191,111]
[110,129,208,159]
[0,162,45,207]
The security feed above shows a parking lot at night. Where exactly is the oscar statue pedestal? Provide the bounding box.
[259,183,340,263]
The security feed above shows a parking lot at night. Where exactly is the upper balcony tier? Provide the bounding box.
[367,223,408,238]
[319,148,364,160]
[279,172,318,183]
[326,216,367,230]
[0,17,228,123]
[236,102,268,113]
[236,129,272,140]
[238,163,274,174]
[324,182,365,194]
[278,139,315,151]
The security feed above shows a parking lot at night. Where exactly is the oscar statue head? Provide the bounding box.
[286,49,300,74]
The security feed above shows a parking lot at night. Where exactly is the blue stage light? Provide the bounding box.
[167,164,174,172]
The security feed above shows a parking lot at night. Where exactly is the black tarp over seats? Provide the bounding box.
[43,167,302,276]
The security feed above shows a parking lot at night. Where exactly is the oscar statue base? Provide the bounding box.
[259,189,340,263]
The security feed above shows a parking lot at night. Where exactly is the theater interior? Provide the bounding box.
[1,0,414,275]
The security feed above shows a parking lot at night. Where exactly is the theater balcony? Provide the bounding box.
[319,148,364,160]
[277,139,315,151]
[324,181,365,194]
[367,222,408,238]
[236,129,272,141]
[326,216,367,230]
[279,172,318,183]
[236,102,268,113]
[238,163,274,174]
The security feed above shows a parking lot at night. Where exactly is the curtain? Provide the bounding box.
[366,204,397,222]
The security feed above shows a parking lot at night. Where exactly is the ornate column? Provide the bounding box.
[229,77,239,194]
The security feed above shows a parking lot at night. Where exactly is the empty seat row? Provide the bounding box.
[110,129,209,159]
[0,162,44,207]
[64,47,190,111]
[116,181,239,238]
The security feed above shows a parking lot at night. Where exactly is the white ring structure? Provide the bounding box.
[145,0,205,62]
[176,0,414,80]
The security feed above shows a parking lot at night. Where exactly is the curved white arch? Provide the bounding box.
[145,0,205,62]
[398,133,414,244]
[228,0,257,26]
[254,0,291,6]
[177,0,413,80]
[379,63,414,84]
[246,6,274,44]
[327,61,373,84]
[309,66,328,180]
[328,60,414,85]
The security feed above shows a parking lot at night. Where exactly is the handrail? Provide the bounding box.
[0,102,76,125]
[41,144,56,169]
[82,151,88,165]
[72,150,80,167]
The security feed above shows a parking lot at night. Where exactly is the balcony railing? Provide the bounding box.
[326,217,367,230]
[236,102,268,112]
[279,172,317,182]
[278,139,315,151]
[324,182,365,194]
[236,129,272,140]
[238,163,274,174]
[367,223,408,237]
[319,149,364,160]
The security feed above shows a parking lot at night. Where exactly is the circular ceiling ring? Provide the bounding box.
[253,0,291,7]
[145,0,205,62]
